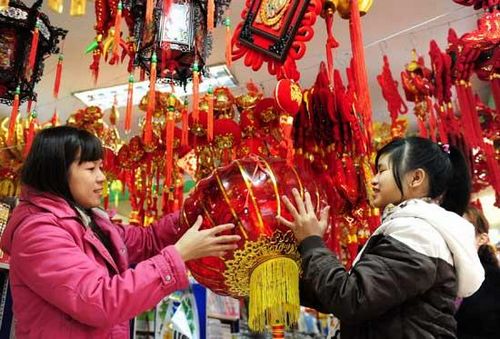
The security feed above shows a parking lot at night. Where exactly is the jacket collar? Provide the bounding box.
[20,186,79,220]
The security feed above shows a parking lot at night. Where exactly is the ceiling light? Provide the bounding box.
[73,64,238,110]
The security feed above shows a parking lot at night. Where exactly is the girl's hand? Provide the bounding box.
[276,188,330,243]
[174,216,241,261]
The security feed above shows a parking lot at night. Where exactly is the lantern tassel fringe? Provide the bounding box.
[249,257,300,332]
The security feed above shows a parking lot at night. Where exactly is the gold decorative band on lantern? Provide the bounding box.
[249,256,300,332]
[223,230,300,298]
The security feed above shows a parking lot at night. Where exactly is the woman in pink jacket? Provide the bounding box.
[0,126,240,339]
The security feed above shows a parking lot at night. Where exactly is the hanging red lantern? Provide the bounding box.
[180,157,328,332]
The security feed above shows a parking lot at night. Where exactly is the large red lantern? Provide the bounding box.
[180,156,327,332]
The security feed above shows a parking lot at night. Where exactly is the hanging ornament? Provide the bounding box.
[274,79,303,117]
[181,98,189,147]
[224,16,232,67]
[70,0,86,16]
[232,0,323,80]
[207,0,215,32]
[48,0,63,13]
[144,52,157,145]
[25,20,40,81]
[23,110,38,158]
[53,53,64,98]
[165,105,176,188]
[112,2,123,61]
[125,73,134,132]
[207,86,214,142]
[180,157,328,332]
[7,86,20,144]
[192,62,200,121]
[336,0,373,19]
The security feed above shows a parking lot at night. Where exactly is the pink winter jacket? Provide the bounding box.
[0,188,189,339]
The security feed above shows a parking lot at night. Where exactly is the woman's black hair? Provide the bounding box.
[375,136,470,215]
[21,126,103,202]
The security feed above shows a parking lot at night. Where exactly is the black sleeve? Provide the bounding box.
[298,235,438,323]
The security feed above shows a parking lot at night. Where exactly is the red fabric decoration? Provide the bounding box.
[181,101,189,147]
[232,0,322,80]
[24,113,38,158]
[274,79,303,117]
[376,55,408,124]
[224,16,232,67]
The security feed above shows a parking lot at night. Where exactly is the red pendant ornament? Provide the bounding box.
[232,0,322,80]
[274,79,303,117]
[53,54,64,98]
[180,157,327,332]
[192,62,200,122]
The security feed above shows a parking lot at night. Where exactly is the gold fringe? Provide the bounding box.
[249,257,300,332]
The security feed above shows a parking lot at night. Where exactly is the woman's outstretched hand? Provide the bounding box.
[175,216,241,261]
[276,188,330,243]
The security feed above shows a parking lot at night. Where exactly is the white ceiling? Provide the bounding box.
[0,0,487,126]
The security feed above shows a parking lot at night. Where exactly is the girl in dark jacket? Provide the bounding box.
[455,205,500,339]
[277,137,484,339]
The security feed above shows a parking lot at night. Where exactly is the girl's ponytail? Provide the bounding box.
[441,145,471,216]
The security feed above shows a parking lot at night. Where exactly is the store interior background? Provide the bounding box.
[0,0,497,233]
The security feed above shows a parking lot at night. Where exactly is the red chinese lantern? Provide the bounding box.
[180,156,327,332]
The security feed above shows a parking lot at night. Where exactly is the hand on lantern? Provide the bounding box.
[276,188,330,243]
[175,216,241,261]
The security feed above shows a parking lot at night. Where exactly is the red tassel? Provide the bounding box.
[144,53,157,144]
[165,110,175,188]
[26,21,40,81]
[125,73,134,132]
[146,0,154,24]
[207,86,214,141]
[325,13,338,86]
[224,16,232,67]
[112,2,122,60]
[26,99,33,116]
[207,0,214,32]
[53,54,63,98]
[181,99,188,147]
[24,111,38,158]
[51,109,59,127]
[349,0,373,141]
[491,77,500,116]
[7,86,20,145]
[163,0,172,15]
[192,63,200,121]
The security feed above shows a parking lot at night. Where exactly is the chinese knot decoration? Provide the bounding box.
[180,156,327,332]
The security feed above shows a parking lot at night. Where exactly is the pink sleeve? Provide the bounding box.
[119,211,183,263]
[11,219,189,328]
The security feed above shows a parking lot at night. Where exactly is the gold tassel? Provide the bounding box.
[70,0,86,16]
[48,0,63,13]
[249,257,300,332]
[0,0,8,11]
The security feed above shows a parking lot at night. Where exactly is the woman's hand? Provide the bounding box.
[174,216,241,261]
[276,188,330,243]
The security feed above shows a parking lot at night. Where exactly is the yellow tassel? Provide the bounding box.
[48,0,63,13]
[249,257,300,332]
[70,0,86,16]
